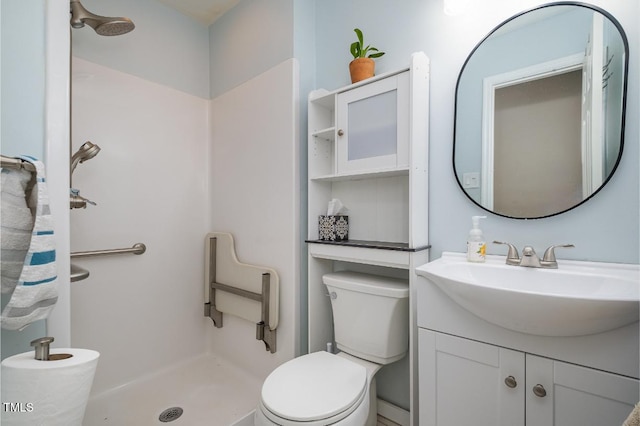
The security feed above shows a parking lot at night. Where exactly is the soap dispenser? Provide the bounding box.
[467,216,487,263]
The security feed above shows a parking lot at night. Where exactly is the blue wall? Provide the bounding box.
[1,0,47,360]
[1,0,45,158]
[315,0,429,91]
[72,0,211,99]
[209,0,294,97]
[313,0,639,264]
[72,0,297,100]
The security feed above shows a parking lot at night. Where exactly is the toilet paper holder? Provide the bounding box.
[30,337,72,361]
[31,337,54,360]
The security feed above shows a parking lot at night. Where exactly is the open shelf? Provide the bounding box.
[310,127,335,142]
[307,240,427,270]
[310,167,410,182]
[306,239,430,252]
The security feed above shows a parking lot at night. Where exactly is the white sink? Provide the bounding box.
[416,252,640,337]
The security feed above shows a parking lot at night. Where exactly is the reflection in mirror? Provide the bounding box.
[453,2,628,219]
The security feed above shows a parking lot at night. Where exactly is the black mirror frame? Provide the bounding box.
[452,1,629,219]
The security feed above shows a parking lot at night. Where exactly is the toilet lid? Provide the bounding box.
[261,351,367,422]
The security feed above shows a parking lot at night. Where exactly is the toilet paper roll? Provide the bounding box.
[1,348,99,426]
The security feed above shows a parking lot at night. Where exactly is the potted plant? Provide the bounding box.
[349,28,385,83]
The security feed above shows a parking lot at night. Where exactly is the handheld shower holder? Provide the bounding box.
[70,188,96,209]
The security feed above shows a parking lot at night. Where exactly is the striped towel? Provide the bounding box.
[1,156,58,330]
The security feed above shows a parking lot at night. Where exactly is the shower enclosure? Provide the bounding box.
[4,0,299,423]
[67,0,300,424]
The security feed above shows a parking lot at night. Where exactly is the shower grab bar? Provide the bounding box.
[204,235,277,353]
[71,243,146,258]
[1,155,37,172]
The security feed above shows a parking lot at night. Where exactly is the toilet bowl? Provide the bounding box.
[255,351,380,426]
[255,271,409,426]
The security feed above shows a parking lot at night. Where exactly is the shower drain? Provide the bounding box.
[159,407,183,422]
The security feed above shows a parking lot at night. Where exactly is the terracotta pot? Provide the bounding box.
[349,57,375,83]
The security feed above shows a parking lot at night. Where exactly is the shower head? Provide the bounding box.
[71,141,101,174]
[70,0,135,36]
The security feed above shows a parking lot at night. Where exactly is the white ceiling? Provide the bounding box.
[154,0,242,25]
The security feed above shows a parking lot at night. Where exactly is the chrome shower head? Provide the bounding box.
[71,141,101,174]
[70,0,135,36]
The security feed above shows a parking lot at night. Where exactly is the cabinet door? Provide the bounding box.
[526,355,639,426]
[418,330,525,426]
[336,71,409,174]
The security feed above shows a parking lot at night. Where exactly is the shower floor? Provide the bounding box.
[82,353,262,426]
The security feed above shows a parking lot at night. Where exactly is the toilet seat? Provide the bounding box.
[260,351,368,424]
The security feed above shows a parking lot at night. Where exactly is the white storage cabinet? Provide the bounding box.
[418,330,638,426]
[307,52,430,426]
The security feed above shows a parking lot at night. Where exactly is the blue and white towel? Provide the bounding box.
[1,156,58,330]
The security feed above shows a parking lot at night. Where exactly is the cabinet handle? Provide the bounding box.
[533,384,547,398]
[504,376,517,388]
[338,129,344,136]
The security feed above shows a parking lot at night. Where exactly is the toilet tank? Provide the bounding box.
[322,271,409,365]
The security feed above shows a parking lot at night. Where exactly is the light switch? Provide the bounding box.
[463,172,480,188]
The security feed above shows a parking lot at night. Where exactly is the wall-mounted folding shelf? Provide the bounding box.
[204,232,280,354]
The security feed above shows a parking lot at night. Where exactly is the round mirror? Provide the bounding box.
[453,2,629,219]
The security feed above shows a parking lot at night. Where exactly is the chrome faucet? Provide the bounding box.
[493,241,574,269]
[520,246,542,268]
[540,244,575,268]
[492,241,519,265]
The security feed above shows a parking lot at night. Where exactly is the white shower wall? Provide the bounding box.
[71,56,300,396]
[71,57,210,394]
[207,59,300,379]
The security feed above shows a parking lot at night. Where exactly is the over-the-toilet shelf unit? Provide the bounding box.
[306,52,430,426]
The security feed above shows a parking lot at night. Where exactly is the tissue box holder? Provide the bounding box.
[318,215,349,242]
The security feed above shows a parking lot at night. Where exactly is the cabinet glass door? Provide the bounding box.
[348,90,397,161]
[337,72,409,174]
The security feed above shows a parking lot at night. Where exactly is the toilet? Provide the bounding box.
[255,271,409,426]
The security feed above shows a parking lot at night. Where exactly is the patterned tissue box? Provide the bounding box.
[318,215,349,242]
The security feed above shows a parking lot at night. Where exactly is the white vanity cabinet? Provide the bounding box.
[307,52,430,426]
[419,330,524,425]
[525,354,638,426]
[418,330,639,426]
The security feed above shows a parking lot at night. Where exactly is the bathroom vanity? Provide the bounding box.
[415,253,639,426]
[425,1,638,422]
